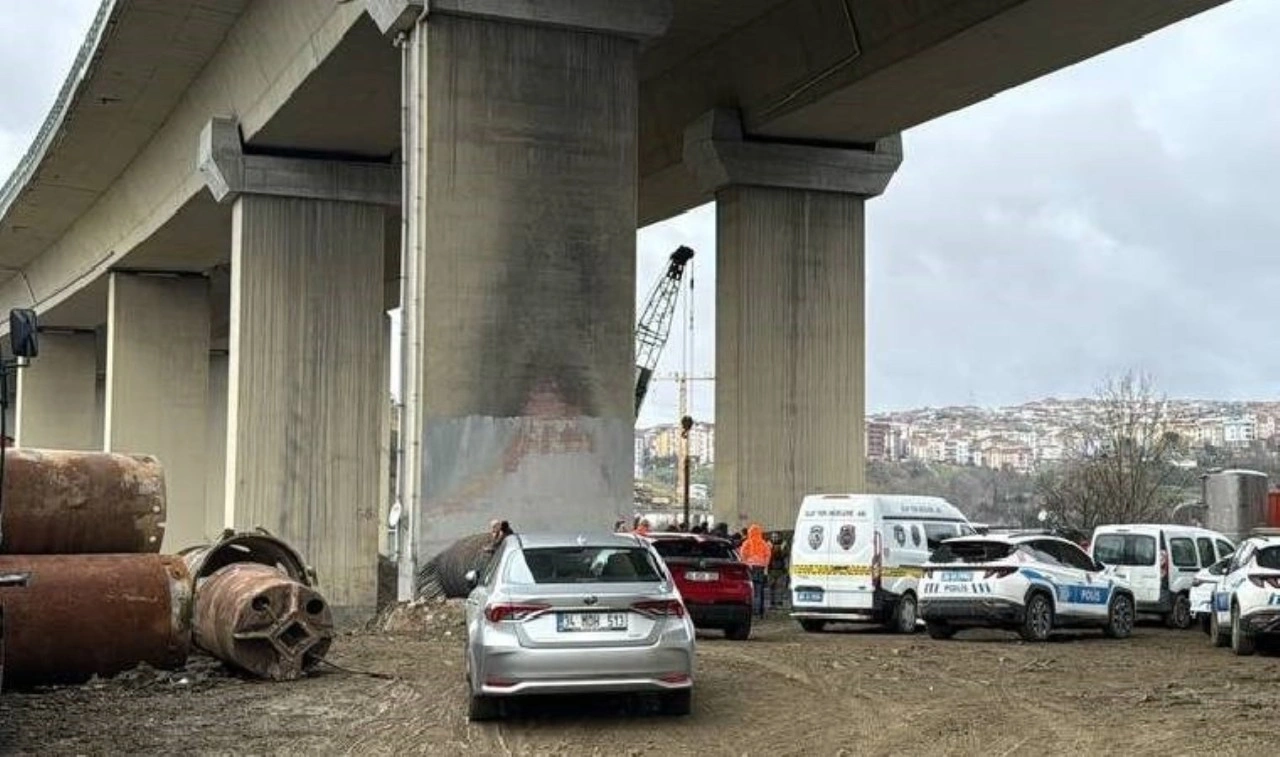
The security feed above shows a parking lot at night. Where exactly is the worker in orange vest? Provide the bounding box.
[739,524,773,618]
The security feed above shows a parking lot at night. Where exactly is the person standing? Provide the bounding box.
[739,524,773,618]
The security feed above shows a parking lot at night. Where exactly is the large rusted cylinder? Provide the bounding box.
[0,449,166,554]
[179,530,313,586]
[193,563,333,681]
[0,554,191,685]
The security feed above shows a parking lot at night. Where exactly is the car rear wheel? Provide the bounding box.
[1210,608,1230,648]
[1103,593,1134,639]
[889,593,918,635]
[799,619,827,633]
[1019,593,1053,642]
[1165,593,1192,630]
[725,621,751,641]
[926,621,956,640]
[467,693,501,722]
[660,689,692,716]
[1231,604,1256,656]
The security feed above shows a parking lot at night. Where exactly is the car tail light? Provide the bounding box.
[1248,574,1280,589]
[632,599,686,618]
[484,603,549,623]
[723,565,751,582]
[484,677,518,688]
[983,567,1017,580]
[871,531,883,590]
[658,672,691,684]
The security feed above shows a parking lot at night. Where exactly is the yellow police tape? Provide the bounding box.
[791,564,923,578]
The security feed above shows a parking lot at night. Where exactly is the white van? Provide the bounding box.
[1090,524,1236,629]
[789,494,973,634]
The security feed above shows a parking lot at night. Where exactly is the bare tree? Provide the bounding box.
[1036,372,1194,532]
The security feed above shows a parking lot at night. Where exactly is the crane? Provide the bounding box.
[634,246,695,416]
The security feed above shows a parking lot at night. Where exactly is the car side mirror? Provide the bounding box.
[464,569,479,589]
[9,309,37,360]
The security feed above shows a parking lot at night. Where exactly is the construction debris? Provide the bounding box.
[415,532,493,600]
[192,562,333,681]
[0,554,191,686]
[0,449,165,554]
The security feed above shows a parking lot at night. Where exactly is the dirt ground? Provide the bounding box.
[3,606,1279,756]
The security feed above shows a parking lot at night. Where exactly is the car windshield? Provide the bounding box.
[930,540,1016,564]
[1093,534,1157,566]
[651,539,737,560]
[505,546,664,584]
[1255,547,1280,571]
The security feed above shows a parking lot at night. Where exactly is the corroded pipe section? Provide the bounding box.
[193,563,333,681]
[179,530,314,586]
[0,571,28,693]
[0,449,166,554]
[0,554,191,685]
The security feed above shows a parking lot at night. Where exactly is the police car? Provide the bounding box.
[1207,534,1280,655]
[919,533,1135,642]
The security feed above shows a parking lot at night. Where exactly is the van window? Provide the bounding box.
[924,523,960,550]
[1216,540,1235,561]
[910,525,922,547]
[1169,538,1198,568]
[931,540,1015,564]
[1093,533,1157,566]
[1196,538,1216,568]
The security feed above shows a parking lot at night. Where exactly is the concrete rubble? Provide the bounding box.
[0,449,334,690]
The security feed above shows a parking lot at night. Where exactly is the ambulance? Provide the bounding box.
[789,494,973,633]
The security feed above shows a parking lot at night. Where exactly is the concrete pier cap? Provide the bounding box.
[364,0,673,39]
[683,108,903,198]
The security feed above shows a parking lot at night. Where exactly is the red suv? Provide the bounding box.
[646,533,754,640]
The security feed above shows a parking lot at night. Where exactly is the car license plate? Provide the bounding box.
[556,612,628,632]
[941,571,971,583]
[797,589,823,603]
[685,571,719,582]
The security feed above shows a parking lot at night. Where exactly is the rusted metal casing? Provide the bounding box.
[0,449,166,554]
[193,562,333,680]
[180,530,314,587]
[0,571,29,693]
[0,554,191,685]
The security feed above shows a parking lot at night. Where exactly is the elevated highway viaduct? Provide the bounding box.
[0,0,1228,617]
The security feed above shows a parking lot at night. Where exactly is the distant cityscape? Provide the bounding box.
[636,397,1280,478]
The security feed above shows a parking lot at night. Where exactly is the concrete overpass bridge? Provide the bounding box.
[0,0,1227,618]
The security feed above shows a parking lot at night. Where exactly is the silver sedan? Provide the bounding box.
[463,532,696,721]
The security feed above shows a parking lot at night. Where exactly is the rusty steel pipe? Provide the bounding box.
[179,530,313,587]
[0,449,166,554]
[0,554,191,686]
[0,571,27,693]
[193,563,333,681]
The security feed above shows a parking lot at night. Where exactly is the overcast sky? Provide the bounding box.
[1,1,1274,427]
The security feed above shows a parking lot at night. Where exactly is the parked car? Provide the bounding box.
[919,533,1135,642]
[645,533,754,640]
[462,532,695,721]
[1207,534,1280,655]
[1090,524,1235,629]
[1190,556,1231,633]
[789,493,974,634]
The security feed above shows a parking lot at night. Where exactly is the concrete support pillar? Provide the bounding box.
[389,1,672,584]
[683,109,903,530]
[15,331,97,449]
[225,196,385,620]
[104,273,211,552]
[205,351,228,539]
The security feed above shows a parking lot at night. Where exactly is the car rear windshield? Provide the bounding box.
[1256,547,1280,571]
[506,547,663,584]
[930,541,1016,564]
[651,539,737,560]
[1093,534,1157,566]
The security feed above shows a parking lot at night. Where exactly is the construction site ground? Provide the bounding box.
[3,607,1278,756]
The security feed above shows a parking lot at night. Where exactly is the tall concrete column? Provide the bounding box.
[198,117,397,620]
[683,109,903,530]
[376,1,672,586]
[104,272,211,552]
[14,331,97,449]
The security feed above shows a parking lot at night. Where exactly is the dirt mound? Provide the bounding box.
[372,598,466,639]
